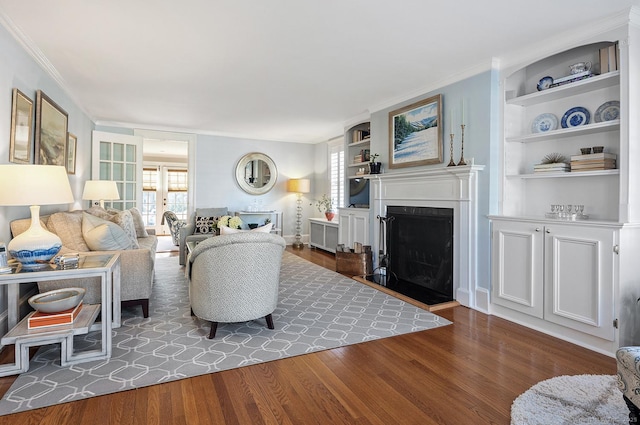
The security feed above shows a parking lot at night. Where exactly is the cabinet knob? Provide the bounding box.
[614,245,620,254]
[535,227,541,232]
[545,229,551,234]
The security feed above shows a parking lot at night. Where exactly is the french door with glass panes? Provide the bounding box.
[91,131,143,211]
[143,166,188,235]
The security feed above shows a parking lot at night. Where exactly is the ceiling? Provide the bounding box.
[0,1,637,144]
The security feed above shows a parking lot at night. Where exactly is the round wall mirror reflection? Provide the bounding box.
[235,152,277,195]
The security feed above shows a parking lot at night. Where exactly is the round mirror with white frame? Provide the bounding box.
[235,152,277,195]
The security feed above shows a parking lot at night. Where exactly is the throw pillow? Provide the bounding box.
[46,211,90,252]
[219,223,273,235]
[87,206,114,220]
[129,207,149,238]
[109,210,140,249]
[82,212,133,251]
[194,216,216,234]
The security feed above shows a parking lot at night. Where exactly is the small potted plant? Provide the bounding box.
[313,194,336,221]
[369,153,382,174]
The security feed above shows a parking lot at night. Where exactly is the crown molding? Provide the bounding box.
[95,120,328,144]
[0,8,95,122]
[367,60,492,114]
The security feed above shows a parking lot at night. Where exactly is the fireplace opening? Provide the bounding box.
[384,206,454,305]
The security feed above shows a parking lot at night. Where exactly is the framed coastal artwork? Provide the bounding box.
[9,88,33,164]
[34,90,68,166]
[388,94,443,168]
[67,133,77,174]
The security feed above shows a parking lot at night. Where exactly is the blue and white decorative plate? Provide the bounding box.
[594,100,620,122]
[531,113,559,133]
[561,106,590,128]
[537,76,554,91]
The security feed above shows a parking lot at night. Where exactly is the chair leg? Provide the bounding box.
[141,299,149,318]
[265,314,274,330]
[208,322,218,339]
[624,395,640,424]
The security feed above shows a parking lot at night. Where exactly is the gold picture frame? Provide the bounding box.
[9,88,33,164]
[388,94,443,168]
[34,90,68,166]
[67,133,77,174]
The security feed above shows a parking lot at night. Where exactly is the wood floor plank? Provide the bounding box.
[0,247,618,424]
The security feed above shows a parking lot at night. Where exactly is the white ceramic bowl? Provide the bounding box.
[28,287,86,313]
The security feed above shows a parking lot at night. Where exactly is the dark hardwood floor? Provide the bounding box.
[0,246,616,424]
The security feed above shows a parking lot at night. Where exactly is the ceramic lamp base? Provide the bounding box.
[8,206,62,270]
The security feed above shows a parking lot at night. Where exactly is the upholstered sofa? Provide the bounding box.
[10,207,158,317]
[178,207,228,265]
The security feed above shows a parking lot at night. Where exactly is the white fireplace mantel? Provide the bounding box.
[366,165,484,309]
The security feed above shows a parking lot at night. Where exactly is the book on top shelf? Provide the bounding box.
[608,44,618,72]
[352,129,370,143]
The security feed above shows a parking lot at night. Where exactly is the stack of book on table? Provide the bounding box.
[28,302,83,329]
[533,162,570,173]
[570,153,617,171]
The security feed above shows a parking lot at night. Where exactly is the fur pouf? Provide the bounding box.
[511,374,627,425]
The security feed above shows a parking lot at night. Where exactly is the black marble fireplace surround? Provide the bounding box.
[385,206,454,305]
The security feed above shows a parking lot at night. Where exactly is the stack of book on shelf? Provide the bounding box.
[571,152,617,171]
[599,42,620,74]
[28,302,83,329]
[352,129,370,142]
[550,70,593,88]
[352,149,370,163]
[533,162,570,173]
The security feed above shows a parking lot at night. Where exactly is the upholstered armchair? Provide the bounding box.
[161,211,186,246]
[179,207,228,265]
[187,232,286,338]
[617,346,640,423]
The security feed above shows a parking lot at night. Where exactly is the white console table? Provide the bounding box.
[235,211,283,235]
[309,218,339,253]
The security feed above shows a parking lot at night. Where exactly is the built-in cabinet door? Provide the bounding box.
[543,224,615,341]
[338,208,370,249]
[491,220,544,319]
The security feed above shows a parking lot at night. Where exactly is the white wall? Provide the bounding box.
[193,134,318,241]
[0,24,95,244]
[0,23,95,331]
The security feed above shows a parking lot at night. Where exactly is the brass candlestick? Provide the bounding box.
[447,133,456,166]
[458,124,467,166]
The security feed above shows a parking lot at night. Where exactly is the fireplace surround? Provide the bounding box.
[368,165,484,308]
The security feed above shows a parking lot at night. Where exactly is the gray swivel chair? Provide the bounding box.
[187,232,286,338]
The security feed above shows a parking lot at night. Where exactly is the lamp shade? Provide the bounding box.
[0,165,74,269]
[0,165,74,206]
[82,180,120,202]
[287,178,310,194]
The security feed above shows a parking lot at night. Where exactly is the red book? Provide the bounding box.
[28,302,83,329]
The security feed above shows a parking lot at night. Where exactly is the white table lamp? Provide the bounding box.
[287,178,310,249]
[0,165,74,269]
[82,180,120,208]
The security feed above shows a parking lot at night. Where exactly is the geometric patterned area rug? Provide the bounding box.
[510,374,627,425]
[0,252,450,415]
